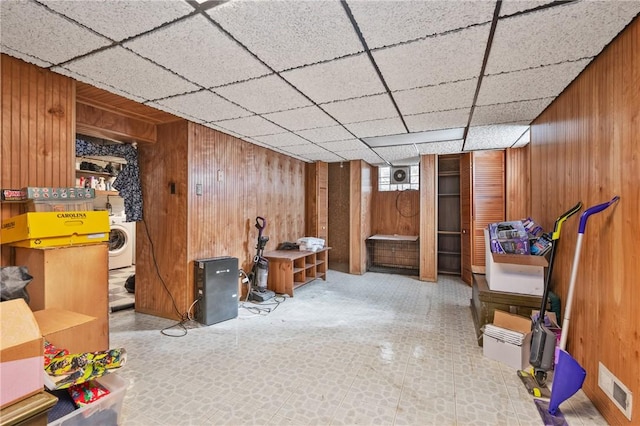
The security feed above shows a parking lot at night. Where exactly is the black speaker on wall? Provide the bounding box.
[194,256,238,326]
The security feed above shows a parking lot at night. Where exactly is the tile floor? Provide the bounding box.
[109,266,135,312]
[109,271,607,426]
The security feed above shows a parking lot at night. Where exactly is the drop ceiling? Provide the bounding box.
[1,0,638,165]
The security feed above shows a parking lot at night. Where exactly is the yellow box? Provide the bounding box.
[1,211,109,248]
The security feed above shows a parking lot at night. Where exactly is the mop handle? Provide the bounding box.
[559,196,619,350]
[552,202,583,240]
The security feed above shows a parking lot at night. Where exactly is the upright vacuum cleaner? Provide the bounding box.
[520,201,582,394]
[248,216,275,302]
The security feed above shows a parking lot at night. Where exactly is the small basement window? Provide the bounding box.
[378,165,419,191]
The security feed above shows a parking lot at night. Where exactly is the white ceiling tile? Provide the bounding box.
[252,132,309,148]
[155,90,251,122]
[487,1,640,74]
[0,1,111,65]
[124,15,270,88]
[337,149,384,164]
[207,0,363,71]
[344,118,406,138]
[394,79,477,115]
[373,145,419,163]
[262,106,338,131]
[350,1,496,49]
[299,152,344,162]
[144,100,206,123]
[373,25,490,91]
[214,115,285,137]
[464,124,530,151]
[214,74,312,114]
[52,67,147,104]
[201,123,244,139]
[512,129,530,148]
[405,108,470,133]
[39,0,194,42]
[59,46,198,101]
[321,94,398,124]
[0,45,51,68]
[281,53,385,104]
[471,98,554,126]
[416,140,464,155]
[478,59,591,105]
[499,1,556,17]
[318,139,368,152]
[295,126,354,143]
[282,144,328,156]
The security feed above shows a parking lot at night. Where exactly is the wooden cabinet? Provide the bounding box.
[305,162,328,240]
[460,151,505,284]
[437,155,461,275]
[15,244,109,352]
[263,248,330,297]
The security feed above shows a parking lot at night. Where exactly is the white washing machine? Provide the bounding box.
[108,216,135,270]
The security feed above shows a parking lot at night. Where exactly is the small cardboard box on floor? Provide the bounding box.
[484,228,547,296]
[483,310,532,370]
[0,299,98,408]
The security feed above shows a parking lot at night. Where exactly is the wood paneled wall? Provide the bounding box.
[505,146,530,221]
[136,121,306,318]
[327,162,351,272]
[349,160,373,274]
[419,155,437,281]
[371,191,420,236]
[1,55,75,265]
[530,17,639,425]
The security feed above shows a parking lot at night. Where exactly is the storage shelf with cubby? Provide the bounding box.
[263,247,331,297]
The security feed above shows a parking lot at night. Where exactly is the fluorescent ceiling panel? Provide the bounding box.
[0,1,111,65]
[281,53,385,104]
[471,98,554,126]
[344,118,406,138]
[58,46,198,101]
[317,139,368,152]
[208,0,363,71]
[512,129,531,148]
[364,128,465,148]
[214,74,311,114]
[214,115,285,137]
[124,15,271,88]
[416,140,464,155]
[155,90,251,122]
[464,124,530,151]
[262,106,338,131]
[252,132,309,147]
[372,25,490,91]
[478,59,590,105]
[349,1,495,49]
[295,126,354,143]
[394,79,477,116]
[405,108,470,133]
[321,94,398,124]
[487,1,640,74]
[337,149,384,164]
[499,1,556,17]
[373,145,419,163]
[40,0,193,42]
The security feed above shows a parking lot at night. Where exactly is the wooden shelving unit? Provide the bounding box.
[438,155,461,275]
[263,248,330,297]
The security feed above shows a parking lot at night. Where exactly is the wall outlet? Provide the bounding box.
[217,169,224,182]
[598,362,633,420]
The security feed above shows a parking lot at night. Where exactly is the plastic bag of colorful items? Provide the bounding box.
[43,340,126,405]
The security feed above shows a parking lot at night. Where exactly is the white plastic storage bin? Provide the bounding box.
[49,373,127,426]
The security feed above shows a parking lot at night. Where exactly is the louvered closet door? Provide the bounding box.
[460,153,472,284]
[471,151,506,273]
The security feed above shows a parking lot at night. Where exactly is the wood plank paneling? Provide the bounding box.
[419,154,437,282]
[460,153,472,284]
[76,102,157,144]
[328,162,350,272]
[1,55,75,265]
[505,146,530,221]
[305,162,328,240]
[372,190,420,236]
[349,160,363,274]
[530,17,639,426]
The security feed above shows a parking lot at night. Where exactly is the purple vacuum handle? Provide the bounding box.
[578,196,619,234]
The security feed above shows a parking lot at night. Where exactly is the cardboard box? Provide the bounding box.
[32,309,99,355]
[0,299,44,409]
[25,200,95,213]
[483,310,532,370]
[1,211,109,248]
[484,229,546,296]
